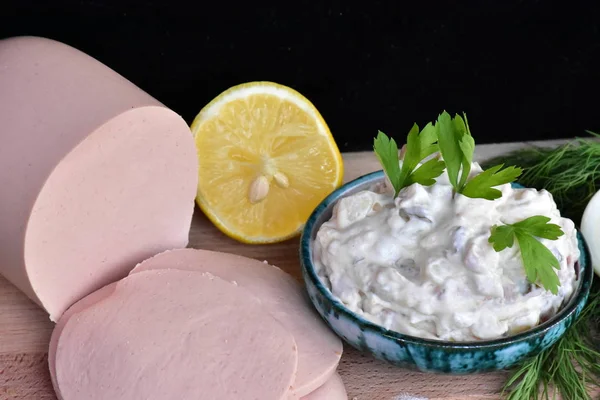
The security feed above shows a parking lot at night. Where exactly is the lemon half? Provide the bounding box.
[191,81,344,244]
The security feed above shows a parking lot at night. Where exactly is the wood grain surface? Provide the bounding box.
[0,140,593,400]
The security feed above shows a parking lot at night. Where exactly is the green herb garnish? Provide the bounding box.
[482,132,600,223]
[373,123,445,196]
[482,132,600,399]
[503,285,600,400]
[374,111,522,198]
[489,216,564,294]
[373,131,402,195]
[461,163,523,200]
[436,111,523,199]
[373,115,600,398]
[436,111,475,192]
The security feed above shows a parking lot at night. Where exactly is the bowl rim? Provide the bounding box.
[300,170,594,349]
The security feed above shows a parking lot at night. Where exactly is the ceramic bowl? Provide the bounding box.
[299,170,594,374]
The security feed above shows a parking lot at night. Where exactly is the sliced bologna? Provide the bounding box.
[50,269,298,400]
[130,248,343,397]
[300,373,348,400]
[49,282,118,395]
[0,36,198,321]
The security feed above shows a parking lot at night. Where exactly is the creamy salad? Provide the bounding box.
[314,162,580,341]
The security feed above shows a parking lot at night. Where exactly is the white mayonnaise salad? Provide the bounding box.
[314,162,580,341]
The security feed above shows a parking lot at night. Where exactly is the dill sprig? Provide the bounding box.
[503,285,600,400]
[487,132,600,399]
[483,132,600,225]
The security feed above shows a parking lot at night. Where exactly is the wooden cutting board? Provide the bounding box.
[0,141,592,400]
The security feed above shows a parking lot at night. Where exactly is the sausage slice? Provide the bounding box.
[50,270,298,400]
[130,248,343,397]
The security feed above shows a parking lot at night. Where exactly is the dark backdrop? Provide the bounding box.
[2,1,599,151]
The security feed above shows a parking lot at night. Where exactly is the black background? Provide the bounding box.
[2,1,599,151]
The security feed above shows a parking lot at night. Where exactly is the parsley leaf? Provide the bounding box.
[454,114,475,189]
[488,216,565,294]
[416,122,439,159]
[399,123,424,185]
[516,232,562,294]
[406,157,447,187]
[458,140,475,187]
[437,111,477,192]
[376,110,523,200]
[489,224,516,251]
[373,125,445,196]
[437,111,522,199]
[437,111,463,189]
[461,164,523,200]
[373,131,402,195]
[512,215,564,239]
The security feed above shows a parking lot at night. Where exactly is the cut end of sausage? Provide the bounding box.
[50,269,298,400]
[0,36,198,321]
[23,106,198,321]
[130,248,343,397]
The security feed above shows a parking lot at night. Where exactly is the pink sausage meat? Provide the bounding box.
[300,373,348,400]
[0,36,198,321]
[49,282,119,395]
[51,269,298,400]
[130,248,343,397]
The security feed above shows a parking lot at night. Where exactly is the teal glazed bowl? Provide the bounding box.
[300,170,594,374]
